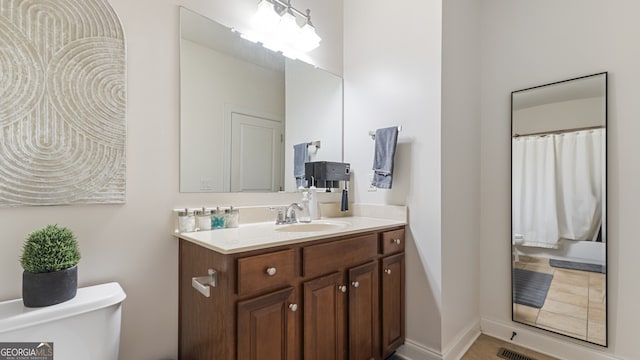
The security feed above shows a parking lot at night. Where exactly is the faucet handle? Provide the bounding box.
[289,209,298,223]
[269,206,286,224]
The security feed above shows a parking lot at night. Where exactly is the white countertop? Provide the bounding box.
[176,216,406,254]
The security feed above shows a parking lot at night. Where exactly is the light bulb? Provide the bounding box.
[297,23,321,52]
[249,0,321,55]
[276,10,300,45]
[253,0,280,31]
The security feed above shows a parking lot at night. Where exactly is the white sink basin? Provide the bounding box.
[274,221,349,233]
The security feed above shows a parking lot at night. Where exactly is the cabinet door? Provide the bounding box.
[303,272,347,360]
[381,253,405,357]
[237,287,297,360]
[348,261,380,360]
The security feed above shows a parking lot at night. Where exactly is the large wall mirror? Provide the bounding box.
[511,72,607,346]
[179,7,343,193]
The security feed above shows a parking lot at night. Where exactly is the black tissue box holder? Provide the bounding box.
[304,161,350,188]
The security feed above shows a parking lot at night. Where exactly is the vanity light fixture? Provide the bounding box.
[254,0,281,30]
[247,0,321,58]
[297,10,321,52]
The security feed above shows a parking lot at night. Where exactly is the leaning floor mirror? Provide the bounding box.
[511,72,607,346]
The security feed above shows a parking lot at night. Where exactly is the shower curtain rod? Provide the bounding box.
[513,125,604,138]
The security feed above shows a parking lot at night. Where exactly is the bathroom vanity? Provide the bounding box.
[177,217,405,360]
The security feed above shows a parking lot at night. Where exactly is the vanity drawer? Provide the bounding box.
[237,249,296,297]
[381,229,405,255]
[303,234,378,278]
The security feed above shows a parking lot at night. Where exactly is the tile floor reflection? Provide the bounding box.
[513,256,606,345]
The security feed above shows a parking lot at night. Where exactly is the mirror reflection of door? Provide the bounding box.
[511,72,607,346]
[229,112,283,192]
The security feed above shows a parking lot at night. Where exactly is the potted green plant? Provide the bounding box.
[20,224,81,307]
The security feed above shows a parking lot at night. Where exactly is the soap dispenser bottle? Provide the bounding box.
[308,186,321,220]
[299,191,312,223]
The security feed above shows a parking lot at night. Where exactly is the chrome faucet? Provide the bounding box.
[271,203,303,225]
[286,203,303,224]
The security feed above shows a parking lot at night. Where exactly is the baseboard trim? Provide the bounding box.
[395,338,442,360]
[393,316,620,360]
[442,320,481,360]
[481,317,621,360]
[394,320,481,360]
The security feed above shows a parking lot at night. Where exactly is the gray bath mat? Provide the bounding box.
[512,268,553,308]
[549,259,605,273]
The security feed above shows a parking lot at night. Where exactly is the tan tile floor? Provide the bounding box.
[461,334,558,360]
[513,256,606,345]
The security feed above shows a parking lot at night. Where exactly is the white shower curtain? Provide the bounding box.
[512,129,603,248]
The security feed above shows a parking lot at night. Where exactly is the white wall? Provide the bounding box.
[513,97,605,136]
[343,0,445,355]
[480,1,640,358]
[0,0,342,359]
[344,1,484,358]
[441,0,482,356]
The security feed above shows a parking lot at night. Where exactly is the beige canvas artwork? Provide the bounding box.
[0,0,126,206]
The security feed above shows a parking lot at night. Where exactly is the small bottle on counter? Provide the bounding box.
[195,207,211,231]
[225,206,240,228]
[211,206,225,229]
[309,186,321,220]
[299,192,311,223]
[178,208,196,232]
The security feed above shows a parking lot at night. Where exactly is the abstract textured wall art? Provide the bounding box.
[0,0,126,206]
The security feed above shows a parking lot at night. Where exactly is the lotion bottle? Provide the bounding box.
[309,186,321,220]
[299,191,311,223]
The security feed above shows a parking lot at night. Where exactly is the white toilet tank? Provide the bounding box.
[0,282,126,360]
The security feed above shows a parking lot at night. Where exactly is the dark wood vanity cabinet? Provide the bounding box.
[379,228,405,358]
[347,260,379,360]
[237,287,297,360]
[178,226,405,360]
[303,272,346,360]
[380,253,405,358]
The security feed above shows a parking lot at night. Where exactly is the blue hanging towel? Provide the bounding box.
[372,127,399,189]
[294,143,308,188]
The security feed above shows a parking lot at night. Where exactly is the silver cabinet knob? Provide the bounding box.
[266,267,277,276]
[338,285,347,293]
[384,268,392,275]
[289,303,298,312]
[351,281,360,288]
[393,239,401,245]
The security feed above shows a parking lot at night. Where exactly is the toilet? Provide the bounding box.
[0,282,126,360]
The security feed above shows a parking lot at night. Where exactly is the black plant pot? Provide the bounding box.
[22,265,78,307]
